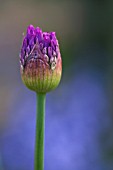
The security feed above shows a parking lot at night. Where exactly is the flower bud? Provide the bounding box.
[20,25,62,93]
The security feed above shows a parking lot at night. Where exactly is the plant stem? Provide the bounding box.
[35,93,46,170]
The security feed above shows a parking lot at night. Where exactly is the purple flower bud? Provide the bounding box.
[42,47,47,54]
[26,46,30,55]
[43,33,50,47]
[51,40,56,51]
[53,50,56,57]
[29,37,34,46]
[48,47,52,58]
[40,43,43,50]
[29,37,35,50]
[50,32,58,45]
[20,48,25,60]
[35,27,43,43]
[27,25,35,37]
[22,37,28,50]
[20,25,62,93]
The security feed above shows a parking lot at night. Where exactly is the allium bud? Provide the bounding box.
[20,25,62,93]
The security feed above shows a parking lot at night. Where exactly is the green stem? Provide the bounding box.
[35,93,46,170]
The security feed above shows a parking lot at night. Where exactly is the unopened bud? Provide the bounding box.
[20,25,62,93]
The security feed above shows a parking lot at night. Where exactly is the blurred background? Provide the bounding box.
[1,0,113,169]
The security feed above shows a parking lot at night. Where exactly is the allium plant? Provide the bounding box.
[19,25,62,170]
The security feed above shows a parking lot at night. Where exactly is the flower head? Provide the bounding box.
[20,25,62,93]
